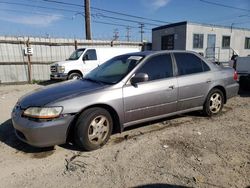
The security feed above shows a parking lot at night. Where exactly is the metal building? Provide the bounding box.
[152,21,250,62]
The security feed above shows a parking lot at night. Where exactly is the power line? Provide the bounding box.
[40,0,170,24]
[199,0,250,12]
[0,1,156,29]
[1,0,163,27]
[93,20,135,29]
[94,13,160,26]
[0,8,71,19]
[0,1,80,13]
[92,20,152,31]
[239,14,250,18]
[233,20,250,25]
[90,6,169,24]
[41,0,80,7]
[0,1,157,28]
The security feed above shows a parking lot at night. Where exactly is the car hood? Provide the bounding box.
[51,60,76,66]
[19,80,108,109]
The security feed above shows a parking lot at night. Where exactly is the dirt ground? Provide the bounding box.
[0,83,249,188]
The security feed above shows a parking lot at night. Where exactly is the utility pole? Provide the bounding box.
[113,29,119,41]
[139,23,145,42]
[26,38,32,84]
[84,0,92,40]
[125,26,131,42]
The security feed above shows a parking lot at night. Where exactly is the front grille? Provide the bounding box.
[50,66,57,73]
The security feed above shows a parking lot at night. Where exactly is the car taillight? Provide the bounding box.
[233,71,238,81]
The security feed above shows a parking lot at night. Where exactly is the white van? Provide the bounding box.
[50,47,140,80]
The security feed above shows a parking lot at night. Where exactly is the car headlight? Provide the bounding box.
[23,107,63,119]
[57,66,65,73]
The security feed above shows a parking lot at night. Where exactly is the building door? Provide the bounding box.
[206,34,216,60]
[161,34,174,50]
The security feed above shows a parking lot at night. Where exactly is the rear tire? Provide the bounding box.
[68,72,82,80]
[74,108,113,151]
[203,89,224,116]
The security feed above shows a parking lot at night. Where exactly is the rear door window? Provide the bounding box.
[174,53,209,76]
[136,54,173,81]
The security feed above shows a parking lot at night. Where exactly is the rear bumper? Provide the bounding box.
[11,109,75,147]
[50,73,68,80]
[226,82,239,100]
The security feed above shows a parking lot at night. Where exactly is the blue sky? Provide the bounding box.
[0,0,249,42]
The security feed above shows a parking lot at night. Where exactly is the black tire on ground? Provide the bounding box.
[203,89,224,116]
[74,107,113,151]
[68,72,82,80]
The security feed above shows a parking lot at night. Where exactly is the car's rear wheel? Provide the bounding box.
[74,108,113,151]
[68,72,81,80]
[203,89,224,116]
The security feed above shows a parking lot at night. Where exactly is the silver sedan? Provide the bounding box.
[12,51,239,151]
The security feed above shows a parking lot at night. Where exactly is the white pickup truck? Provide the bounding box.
[50,47,140,80]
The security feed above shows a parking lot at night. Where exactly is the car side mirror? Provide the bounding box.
[131,73,149,86]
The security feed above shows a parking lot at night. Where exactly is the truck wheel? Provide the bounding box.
[74,108,113,151]
[68,72,81,80]
[203,89,224,116]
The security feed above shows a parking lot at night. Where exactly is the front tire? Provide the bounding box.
[203,89,224,116]
[68,72,82,80]
[74,108,113,151]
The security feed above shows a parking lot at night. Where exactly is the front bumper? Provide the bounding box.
[50,73,68,80]
[11,108,75,147]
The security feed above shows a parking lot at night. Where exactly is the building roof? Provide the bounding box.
[152,21,187,31]
[152,21,250,32]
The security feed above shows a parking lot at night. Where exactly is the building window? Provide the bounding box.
[193,34,204,49]
[222,36,230,49]
[245,37,250,49]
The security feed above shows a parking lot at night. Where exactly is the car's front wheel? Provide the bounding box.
[203,89,224,116]
[74,107,113,151]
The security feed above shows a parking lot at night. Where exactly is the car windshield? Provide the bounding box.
[84,54,144,84]
[68,49,85,60]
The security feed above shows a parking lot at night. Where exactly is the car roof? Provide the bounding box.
[123,50,199,57]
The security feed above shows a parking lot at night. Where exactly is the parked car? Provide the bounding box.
[12,51,239,151]
[50,47,140,80]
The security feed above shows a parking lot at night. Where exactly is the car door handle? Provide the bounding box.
[169,85,175,89]
[206,79,212,83]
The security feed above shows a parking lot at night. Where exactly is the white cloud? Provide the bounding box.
[152,0,171,9]
[0,14,62,27]
[142,0,171,10]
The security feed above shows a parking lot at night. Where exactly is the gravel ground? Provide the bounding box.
[0,83,249,188]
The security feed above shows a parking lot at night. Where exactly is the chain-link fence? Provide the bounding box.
[0,36,142,84]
